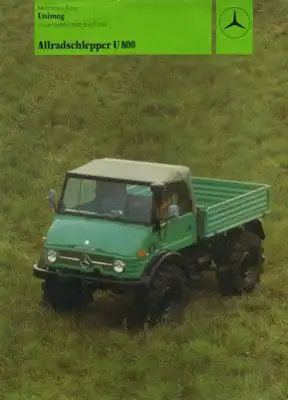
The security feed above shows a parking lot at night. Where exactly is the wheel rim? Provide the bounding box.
[160,288,174,320]
[151,285,181,324]
[240,251,258,286]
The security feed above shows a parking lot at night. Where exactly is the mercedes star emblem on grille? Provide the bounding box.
[80,253,92,269]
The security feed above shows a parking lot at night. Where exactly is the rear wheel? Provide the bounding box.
[127,264,189,329]
[216,231,264,296]
[42,276,94,311]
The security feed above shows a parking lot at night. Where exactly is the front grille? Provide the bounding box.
[58,250,113,267]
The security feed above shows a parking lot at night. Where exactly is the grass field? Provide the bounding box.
[1,0,288,398]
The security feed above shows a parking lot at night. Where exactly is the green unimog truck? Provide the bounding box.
[33,158,270,326]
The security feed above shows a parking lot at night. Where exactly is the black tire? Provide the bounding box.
[216,231,265,296]
[42,277,94,311]
[127,264,189,329]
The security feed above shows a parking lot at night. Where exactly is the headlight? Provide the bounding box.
[113,259,125,273]
[47,250,57,263]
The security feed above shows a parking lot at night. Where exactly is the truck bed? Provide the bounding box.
[192,177,270,238]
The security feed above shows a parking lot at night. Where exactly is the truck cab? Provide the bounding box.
[36,158,197,279]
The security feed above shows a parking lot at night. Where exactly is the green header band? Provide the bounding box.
[34,0,253,56]
[35,0,212,55]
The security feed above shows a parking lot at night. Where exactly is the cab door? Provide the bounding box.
[159,181,197,251]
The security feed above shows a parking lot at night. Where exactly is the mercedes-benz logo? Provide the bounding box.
[77,240,93,270]
[80,253,92,270]
[219,7,251,39]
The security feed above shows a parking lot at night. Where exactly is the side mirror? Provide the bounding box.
[168,204,179,219]
[48,189,56,210]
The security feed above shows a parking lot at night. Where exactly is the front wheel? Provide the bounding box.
[216,231,265,296]
[127,264,189,329]
[42,277,94,311]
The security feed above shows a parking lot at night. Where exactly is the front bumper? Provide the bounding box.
[33,262,147,287]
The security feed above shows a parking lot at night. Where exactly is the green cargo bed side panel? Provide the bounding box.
[192,177,267,207]
[192,177,270,238]
[203,187,269,237]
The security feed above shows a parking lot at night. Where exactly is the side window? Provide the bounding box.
[166,181,192,215]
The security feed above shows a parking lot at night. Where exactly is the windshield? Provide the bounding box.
[58,176,153,225]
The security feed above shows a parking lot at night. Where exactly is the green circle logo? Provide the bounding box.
[219,7,251,39]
